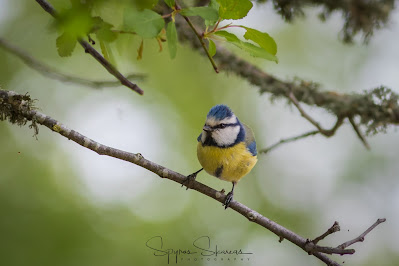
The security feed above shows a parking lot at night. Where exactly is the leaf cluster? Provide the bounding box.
[54,0,278,63]
[161,0,278,61]
[55,2,117,57]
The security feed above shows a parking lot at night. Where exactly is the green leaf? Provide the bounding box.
[180,7,219,21]
[240,42,278,62]
[92,17,117,43]
[96,26,117,42]
[123,8,165,38]
[241,26,277,55]
[56,6,94,38]
[56,33,77,57]
[214,30,240,42]
[133,0,159,10]
[216,0,253,20]
[166,22,178,59]
[208,39,216,57]
[164,0,175,8]
[210,0,220,10]
[214,30,278,62]
[205,0,220,26]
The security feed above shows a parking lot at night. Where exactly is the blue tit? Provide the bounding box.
[184,104,257,209]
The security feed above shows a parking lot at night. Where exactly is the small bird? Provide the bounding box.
[184,104,257,209]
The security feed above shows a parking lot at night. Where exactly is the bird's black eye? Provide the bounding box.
[219,123,226,128]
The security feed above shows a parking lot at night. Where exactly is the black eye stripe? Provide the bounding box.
[211,123,238,129]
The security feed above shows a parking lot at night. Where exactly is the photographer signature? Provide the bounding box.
[146,236,253,264]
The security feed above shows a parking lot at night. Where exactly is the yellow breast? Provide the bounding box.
[197,142,257,182]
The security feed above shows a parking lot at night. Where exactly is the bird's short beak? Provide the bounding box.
[203,125,212,132]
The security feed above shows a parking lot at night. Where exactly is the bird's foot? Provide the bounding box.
[181,173,197,190]
[223,191,234,209]
[182,168,203,190]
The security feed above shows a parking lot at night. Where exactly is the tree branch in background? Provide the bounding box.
[289,91,372,149]
[34,0,144,95]
[0,88,387,266]
[268,0,394,43]
[348,116,370,149]
[288,91,345,137]
[0,38,145,89]
[173,14,399,140]
[259,130,319,154]
[259,91,345,154]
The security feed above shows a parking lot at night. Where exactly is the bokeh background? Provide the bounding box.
[1,0,398,265]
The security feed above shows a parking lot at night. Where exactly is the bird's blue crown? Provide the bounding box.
[207,104,234,120]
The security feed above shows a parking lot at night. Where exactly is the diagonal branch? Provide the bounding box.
[1,88,389,266]
[259,130,319,154]
[348,116,370,149]
[35,0,144,95]
[337,218,386,249]
[289,91,372,149]
[288,91,344,137]
[0,38,145,89]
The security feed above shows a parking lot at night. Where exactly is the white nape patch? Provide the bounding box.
[206,115,237,127]
[212,125,240,146]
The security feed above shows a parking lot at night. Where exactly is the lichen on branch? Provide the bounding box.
[0,89,39,135]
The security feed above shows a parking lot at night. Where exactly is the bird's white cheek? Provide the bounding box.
[213,127,240,146]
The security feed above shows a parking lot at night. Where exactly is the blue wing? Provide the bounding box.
[243,123,257,156]
[247,140,257,156]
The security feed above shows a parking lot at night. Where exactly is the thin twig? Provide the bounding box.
[348,116,371,149]
[211,18,221,33]
[304,239,355,255]
[259,130,319,154]
[288,91,345,137]
[308,245,355,255]
[1,89,348,266]
[337,218,386,249]
[312,221,340,245]
[0,38,144,88]
[175,3,219,73]
[259,115,343,155]
[35,0,144,95]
